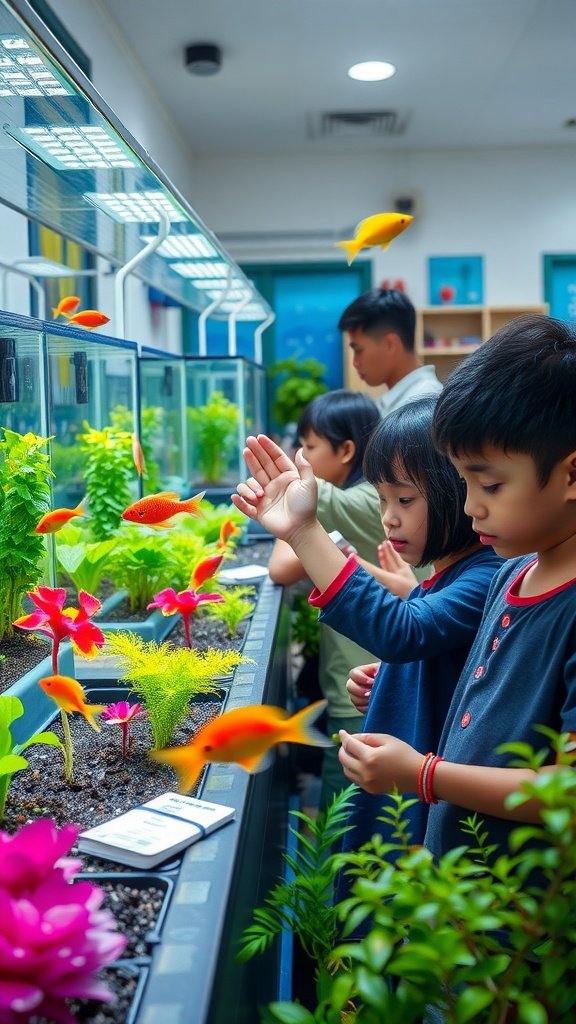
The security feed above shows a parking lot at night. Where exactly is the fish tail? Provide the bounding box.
[73,496,88,517]
[285,699,333,748]
[149,745,205,794]
[336,239,361,265]
[82,704,107,732]
[51,305,61,319]
[182,491,205,518]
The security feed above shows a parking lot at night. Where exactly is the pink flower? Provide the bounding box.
[13,587,105,673]
[101,701,148,759]
[0,819,127,1024]
[147,586,224,647]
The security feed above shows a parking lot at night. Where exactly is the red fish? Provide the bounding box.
[38,674,107,731]
[35,498,87,534]
[52,295,80,319]
[122,490,205,527]
[150,699,332,793]
[217,519,241,549]
[64,310,110,330]
[132,434,146,477]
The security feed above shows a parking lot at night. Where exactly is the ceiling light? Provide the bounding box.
[5,124,136,170]
[347,61,396,82]
[0,34,71,96]
[139,233,218,259]
[84,190,187,223]
[170,261,229,279]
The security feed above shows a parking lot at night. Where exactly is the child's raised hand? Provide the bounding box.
[346,661,380,714]
[338,730,423,795]
[232,434,318,543]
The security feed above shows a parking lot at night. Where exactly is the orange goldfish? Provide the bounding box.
[150,699,332,793]
[217,519,241,548]
[35,498,87,534]
[38,674,107,731]
[52,295,80,320]
[337,211,413,265]
[64,310,110,330]
[122,490,205,527]
[132,433,146,477]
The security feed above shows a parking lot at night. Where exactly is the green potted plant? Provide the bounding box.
[187,390,240,485]
[268,357,328,430]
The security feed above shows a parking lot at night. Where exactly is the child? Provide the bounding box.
[269,389,388,809]
[233,396,502,848]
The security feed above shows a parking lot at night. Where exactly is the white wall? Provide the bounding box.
[192,146,576,307]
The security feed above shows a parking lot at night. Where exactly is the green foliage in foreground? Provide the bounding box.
[207,586,256,636]
[242,732,576,1024]
[0,695,63,818]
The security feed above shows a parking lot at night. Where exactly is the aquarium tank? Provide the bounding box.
[139,350,187,495]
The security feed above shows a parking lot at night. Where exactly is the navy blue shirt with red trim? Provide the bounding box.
[425,556,576,859]
[309,547,502,851]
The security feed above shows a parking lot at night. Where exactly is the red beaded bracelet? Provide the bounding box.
[424,755,444,804]
[417,752,434,802]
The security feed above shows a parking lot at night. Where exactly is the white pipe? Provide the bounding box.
[228,289,252,356]
[198,265,233,357]
[0,260,46,319]
[114,212,170,344]
[254,312,275,364]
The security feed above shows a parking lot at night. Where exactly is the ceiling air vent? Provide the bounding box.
[309,110,409,140]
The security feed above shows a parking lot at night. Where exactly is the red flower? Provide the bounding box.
[147,586,224,647]
[14,587,105,672]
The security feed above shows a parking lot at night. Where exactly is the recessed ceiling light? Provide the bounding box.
[347,61,396,82]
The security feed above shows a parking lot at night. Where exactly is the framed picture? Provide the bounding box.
[428,256,484,306]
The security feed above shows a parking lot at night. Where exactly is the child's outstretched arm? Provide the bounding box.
[233,434,350,592]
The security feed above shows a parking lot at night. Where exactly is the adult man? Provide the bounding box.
[339,288,442,416]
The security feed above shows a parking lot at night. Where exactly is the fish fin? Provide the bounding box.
[155,491,181,500]
[51,306,61,319]
[83,704,107,732]
[285,699,333,748]
[72,496,88,517]
[147,520,176,531]
[380,240,391,251]
[182,491,205,517]
[336,239,361,266]
[236,748,275,774]
[149,746,205,794]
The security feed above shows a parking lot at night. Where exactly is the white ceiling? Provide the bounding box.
[97,0,576,158]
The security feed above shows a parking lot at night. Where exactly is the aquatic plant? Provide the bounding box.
[55,526,119,596]
[101,700,148,759]
[188,390,239,483]
[78,421,133,540]
[207,585,256,637]
[107,526,175,610]
[105,631,250,748]
[0,429,53,643]
[269,356,328,428]
[0,694,63,819]
[170,500,244,549]
[0,817,127,1023]
[13,586,105,673]
[148,586,224,648]
[110,403,162,493]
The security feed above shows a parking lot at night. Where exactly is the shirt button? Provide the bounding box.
[491,637,500,651]
[474,665,484,679]
[461,712,471,728]
[501,614,511,628]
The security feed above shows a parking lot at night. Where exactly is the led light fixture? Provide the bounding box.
[169,261,229,278]
[84,190,187,223]
[218,301,266,318]
[207,287,251,301]
[139,233,218,259]
[14,256,83,277]
[0,34,71,97]
[5,124,136,171]
[347,60,396,82]
[187,279,230,289]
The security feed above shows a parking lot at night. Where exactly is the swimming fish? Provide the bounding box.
[132,433,146,477]
[217,519,241,549]
[35,498,87,534]
[38,674,107,732]
[122,490,205,527]
[52,295,80,320]
[150,699,332,793]
[337,212,413,265]
[64,310,110,330]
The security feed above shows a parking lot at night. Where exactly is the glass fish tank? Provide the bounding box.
[139,349,187,495]
[185,356,267,498]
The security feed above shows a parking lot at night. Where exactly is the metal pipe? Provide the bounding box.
[114,212,170,344]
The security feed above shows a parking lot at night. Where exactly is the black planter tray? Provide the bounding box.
[77,872,175,956]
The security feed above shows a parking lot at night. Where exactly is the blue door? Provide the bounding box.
[543,255,576,322]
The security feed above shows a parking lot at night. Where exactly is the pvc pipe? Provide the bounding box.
[198,265,233,356]
[254,312,275,364]
[0,261,46,319]
[114,212,170,344]
[228,290,252,356]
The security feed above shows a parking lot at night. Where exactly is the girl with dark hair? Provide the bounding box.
[234,396,502,850]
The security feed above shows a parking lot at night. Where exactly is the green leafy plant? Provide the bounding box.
[291,593,321,659]
[207,585,256,636]
[78,422,134,540]
[188,390,240,483]
[49,438,86,489]
[0,429,53,642]
[110,404,163,493]
[245,732,576,1024]
[269,357,328,428]
[176,500,245,548]
[105,631,251,748]
[0,694,63,818]
[107,526,175,610]
[55,524,118,596]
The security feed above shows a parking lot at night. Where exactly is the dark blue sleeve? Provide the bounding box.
[318,562,498,663]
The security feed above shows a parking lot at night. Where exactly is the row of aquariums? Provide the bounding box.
[0,310,267,508]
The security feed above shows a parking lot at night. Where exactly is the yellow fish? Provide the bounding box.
[337,211,413,265]
[150,699,331,793]
[38,674,107,732]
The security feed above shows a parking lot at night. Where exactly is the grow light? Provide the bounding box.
[84,190,187,223]
[0,33,71,96]
[139,233,219,259]
[207,288,251,301]
[169,261,229,279]
[6,124,136,170]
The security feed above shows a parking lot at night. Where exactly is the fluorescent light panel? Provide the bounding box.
[85,190,187,223]
[18,125,136,170]
[139,233,219,259]
[170,261,229,278]
[0,35,71,97]
[207,288,251,301]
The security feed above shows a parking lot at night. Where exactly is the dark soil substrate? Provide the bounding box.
[169,610,249,652]
[85,877,168,959]
[0,632,51,691]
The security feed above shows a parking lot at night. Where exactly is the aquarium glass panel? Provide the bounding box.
[139,356,187,495]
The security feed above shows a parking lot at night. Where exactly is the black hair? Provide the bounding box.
[363,396,477,566]
[337,288,416,352]
[433,314,576,485]
[297,389,380,487]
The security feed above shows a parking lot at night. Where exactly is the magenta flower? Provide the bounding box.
[13,587,105,673]
[148,586,224,648]
[101,701,148,759]
[0,818,127,1024]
